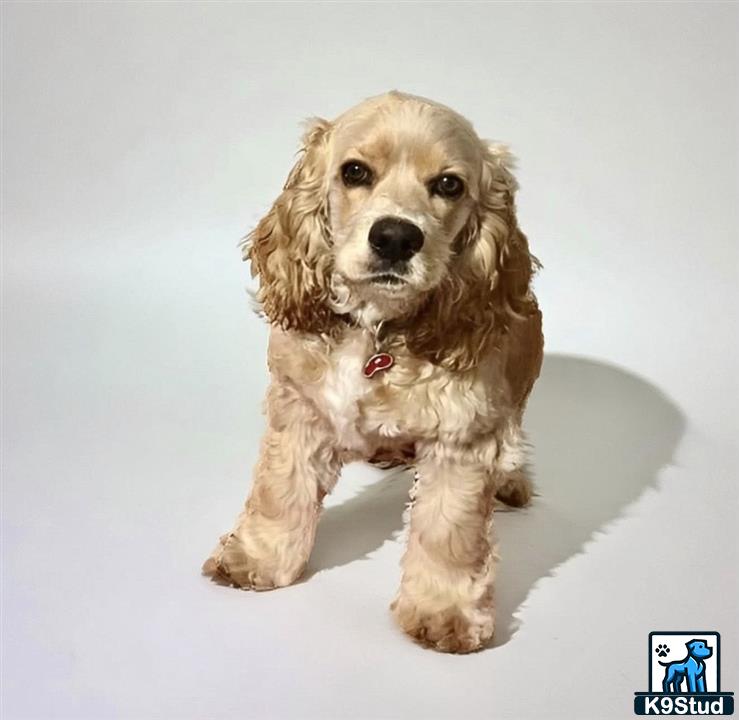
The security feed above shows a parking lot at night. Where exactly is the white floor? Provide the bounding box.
[2,4,737,719]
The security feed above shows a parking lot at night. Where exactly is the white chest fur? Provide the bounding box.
[318,333,499,452]
[320,332,376,453]
[270,326,502,456]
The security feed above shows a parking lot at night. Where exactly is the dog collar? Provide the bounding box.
[363,320,395,378]
[363,352,394,378]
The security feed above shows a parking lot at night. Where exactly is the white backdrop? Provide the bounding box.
[2,3,737,719]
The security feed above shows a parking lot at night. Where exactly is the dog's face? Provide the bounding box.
[247,91,535,369]
[326,95,483,314]
[687,640,713,659]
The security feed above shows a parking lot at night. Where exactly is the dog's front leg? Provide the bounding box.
[687,669,699,694]
[203,381,340,590]
[392,441,497,653]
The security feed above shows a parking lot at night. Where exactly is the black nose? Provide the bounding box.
[368,217,424,263]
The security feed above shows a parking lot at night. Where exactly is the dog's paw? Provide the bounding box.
[391,597,494,654]
[655,644,670,658]
[202,533,277,591]
[495,469,533,508]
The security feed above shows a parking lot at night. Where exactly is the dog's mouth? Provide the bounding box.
[348,271,409,291]
[369,273,407,286]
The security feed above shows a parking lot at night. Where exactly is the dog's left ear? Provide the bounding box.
[406,142,540,371]
[245,118,336,334]
[467,142,539,320]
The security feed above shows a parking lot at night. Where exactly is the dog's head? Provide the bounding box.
[247,91,538,369]
[686,640,713,660]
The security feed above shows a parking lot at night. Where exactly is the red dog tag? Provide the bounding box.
[363,352,394,378]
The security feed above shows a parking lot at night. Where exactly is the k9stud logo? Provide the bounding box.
[634,632,734,715]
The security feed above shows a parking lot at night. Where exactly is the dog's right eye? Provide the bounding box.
[341,160,373,187]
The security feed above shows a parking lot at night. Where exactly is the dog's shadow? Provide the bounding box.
[308,354,684,646]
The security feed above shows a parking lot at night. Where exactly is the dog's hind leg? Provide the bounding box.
[496,307,542,511]
[662,674,672,693]
[493,422,534,508]
[663,668,679,693]
[495,468,534,508]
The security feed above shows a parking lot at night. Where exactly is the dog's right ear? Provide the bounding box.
[245,118,336,334]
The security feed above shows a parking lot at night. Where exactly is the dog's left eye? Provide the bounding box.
[430,174,465,199]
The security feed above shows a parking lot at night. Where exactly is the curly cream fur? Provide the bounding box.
[204,91,544,653]
[246,119,338,335]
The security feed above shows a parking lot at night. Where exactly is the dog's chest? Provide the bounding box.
[269,326,496,454]
[320,335,376,451]
[316,333,492,453]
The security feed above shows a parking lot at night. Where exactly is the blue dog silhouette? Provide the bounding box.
[660,639,712,693]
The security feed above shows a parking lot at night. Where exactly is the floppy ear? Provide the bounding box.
[405,142,540,371]
[245,118,336,334]
[470,142,539,319]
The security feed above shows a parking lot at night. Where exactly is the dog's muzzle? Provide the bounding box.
[368,217,424,264]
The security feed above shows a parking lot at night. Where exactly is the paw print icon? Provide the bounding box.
[654,644,670,658]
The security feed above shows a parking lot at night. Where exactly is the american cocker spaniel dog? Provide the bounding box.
[203,91,543,653]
